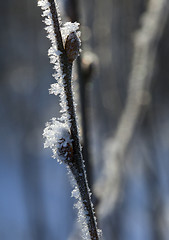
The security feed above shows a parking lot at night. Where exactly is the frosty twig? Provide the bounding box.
[38,0,101,239]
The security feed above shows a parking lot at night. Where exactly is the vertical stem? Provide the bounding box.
[47,1,100,239]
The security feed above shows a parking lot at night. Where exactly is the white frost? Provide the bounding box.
[61,22,81,44]
[71,186,80,199]
[43,118,71,162]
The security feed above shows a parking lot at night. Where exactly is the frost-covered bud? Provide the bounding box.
[43,119,73,163]
[58,137,73,162]
[65,31,81,63]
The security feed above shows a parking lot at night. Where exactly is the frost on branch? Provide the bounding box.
[38,0,81,121]
[38,0,81,159]
[69,174,102,240]
[43,118,72,163]
[70,176,93,240]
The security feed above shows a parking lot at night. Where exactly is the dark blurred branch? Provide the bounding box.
[113,0,169,155]
[65,0,79,22]
[65,0,93,190]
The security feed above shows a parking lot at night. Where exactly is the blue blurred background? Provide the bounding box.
[1,0,169,240]
[0,1,74,239]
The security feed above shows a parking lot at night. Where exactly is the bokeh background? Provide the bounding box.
[1,0,169,239]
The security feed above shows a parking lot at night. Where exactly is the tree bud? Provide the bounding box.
[65,31,81,63]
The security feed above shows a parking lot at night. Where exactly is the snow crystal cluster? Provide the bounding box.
[38,0,80,162]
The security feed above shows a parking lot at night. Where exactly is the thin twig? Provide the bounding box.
[48,1,100,239]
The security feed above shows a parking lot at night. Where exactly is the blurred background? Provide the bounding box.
[0,0,169,239]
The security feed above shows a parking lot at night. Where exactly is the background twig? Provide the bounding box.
[95,0,169,218]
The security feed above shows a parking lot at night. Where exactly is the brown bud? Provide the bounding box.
[65,32,81,63]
